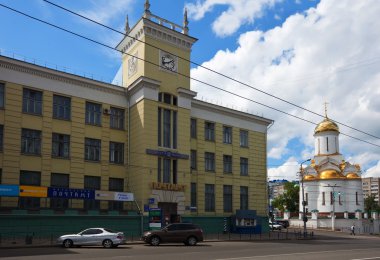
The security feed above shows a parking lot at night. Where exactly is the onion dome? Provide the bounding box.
[346,172,360,179]
[314,117,339,134]
[319,169,344,179]
[304,175,317,181]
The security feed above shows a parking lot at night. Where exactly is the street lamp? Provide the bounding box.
[300,158,311,238]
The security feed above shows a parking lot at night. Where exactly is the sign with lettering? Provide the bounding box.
[0,185,19,197]
[151,182,185,192]
[20,186,48,197]
[95,191,115,200]
[146,149,189,159]
[47,187,95,200]
[114,192,134,201]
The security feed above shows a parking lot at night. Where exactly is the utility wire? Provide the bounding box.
[41,0,380,141]
[1,3,380,149]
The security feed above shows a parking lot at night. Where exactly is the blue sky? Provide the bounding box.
[1,0,380,180]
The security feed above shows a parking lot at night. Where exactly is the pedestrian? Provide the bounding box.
[350,224,355,235]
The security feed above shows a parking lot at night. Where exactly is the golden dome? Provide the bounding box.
[304,174,317,181]
[319,169,344,179]
[346,172,360,179]
[314,118,339,134]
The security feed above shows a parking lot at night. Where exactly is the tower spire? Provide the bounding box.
[144,0,151,18]
[124,15,130,33]
[182,8,189,35]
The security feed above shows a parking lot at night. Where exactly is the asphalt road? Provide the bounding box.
[1,231,380,260]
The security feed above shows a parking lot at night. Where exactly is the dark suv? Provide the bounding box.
[141,223,204,246]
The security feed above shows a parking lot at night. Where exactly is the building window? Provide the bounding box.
[53,95,71,120]
[191,183,197,208]
[85,138,101,161]
[109,142,124,164]
[240,130,248,147]
[0,82,4,108]
[52,133,70,158]
[338,194,342,205]
[326,137,329,152]
[85,102,101,126]
[205,152,215,172]
[205,184,215,212]
[322,192,325,205]
[158,108,177,149]
[158,92,177,106]
[240,157,248,176]
[223,126,232,144]
[21,128,41,155]
[240,186,248,210]
[205,122,215,141]
[330,192,333,205]
[306,193,309,205]
[84,176,100,210]
[109,178,124,210]
[190,150,197,170]
[110,107,124,129]
[157,158,177,184]
[190,118,197,138]
[356,192,359,205]
[50,173,69,209]
[223,185,233,212]
[0,125,3,151]
[23,88,42,115]
[19,171,41,209]
[223,155,232,174]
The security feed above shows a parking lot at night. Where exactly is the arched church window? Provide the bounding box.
[326,137,329,152]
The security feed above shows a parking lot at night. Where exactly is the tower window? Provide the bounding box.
[326,137,329,152]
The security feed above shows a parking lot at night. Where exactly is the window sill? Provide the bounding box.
[52,117,71,121]
[51,156,70,160]
[21,153,41,157]
[84,160,101,163]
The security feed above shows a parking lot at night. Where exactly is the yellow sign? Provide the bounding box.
[19,186,47,197]
[151,182,185,192]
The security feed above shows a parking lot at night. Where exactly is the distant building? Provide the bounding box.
[362,177,380,205]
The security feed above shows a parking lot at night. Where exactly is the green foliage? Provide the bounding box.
[364,194,380,213]
[271,182,300,212]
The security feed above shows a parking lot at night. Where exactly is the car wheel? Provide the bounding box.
[150,236,160,246]
[103,239,113,248]
[186,236,197,246]
[63,239,73,248]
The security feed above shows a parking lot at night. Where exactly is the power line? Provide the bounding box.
[1,3,380,149]
[41,0,380,141]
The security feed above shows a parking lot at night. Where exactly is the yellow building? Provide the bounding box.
[0,2,273,222]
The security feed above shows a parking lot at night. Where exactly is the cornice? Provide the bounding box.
[0,56,125,96]
[117,18,198,54]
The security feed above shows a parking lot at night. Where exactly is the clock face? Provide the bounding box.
[160,51,177,72]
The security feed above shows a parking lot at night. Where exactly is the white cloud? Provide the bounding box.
[268,157,300,181]
[362,161,380,178]
[190,0,380,176]
[186,0,281,37]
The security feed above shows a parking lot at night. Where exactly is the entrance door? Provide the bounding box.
[158,202,177,225]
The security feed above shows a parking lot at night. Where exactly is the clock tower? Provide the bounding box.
[116,0,198,216]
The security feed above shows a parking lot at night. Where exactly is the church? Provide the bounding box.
[299,108,364,228]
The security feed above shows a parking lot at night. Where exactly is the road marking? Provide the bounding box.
[351,258,380,260]
[215,248,380,260]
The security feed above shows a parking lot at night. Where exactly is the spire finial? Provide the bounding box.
[124,15,130,33]
[182,8,189,35]
[144,0,151,18]
[324,101,329,118]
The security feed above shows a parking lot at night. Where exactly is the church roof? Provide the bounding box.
[314,117,340,134]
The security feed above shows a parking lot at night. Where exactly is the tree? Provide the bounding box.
[271,182,299,212]
[364,194,380,214]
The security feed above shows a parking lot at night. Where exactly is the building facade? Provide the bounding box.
[362,177,380,205]
[0,2,273,224]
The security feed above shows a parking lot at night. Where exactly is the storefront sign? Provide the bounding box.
[95,191,115,200]
[0,185,19,197]
[146,149,189,159]
[114,192,134,201]
[19,186,48,197]
[151,182,185,192]
[47,187,95,200]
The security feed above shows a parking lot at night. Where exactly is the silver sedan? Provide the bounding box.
[57,228,126,248]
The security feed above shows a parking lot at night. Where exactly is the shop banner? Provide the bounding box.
[48,187,95,200]
[19,186,48,197]
[0,184,19,197]
[114,192,134,201]
[95,191,115,200]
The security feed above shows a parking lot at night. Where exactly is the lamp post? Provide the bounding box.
[300,158,311,238]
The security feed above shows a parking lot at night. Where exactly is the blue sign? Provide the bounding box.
[148,198,155,204]
[0,185,19,197]
[48,187,95,200]
[146,149,189,159]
